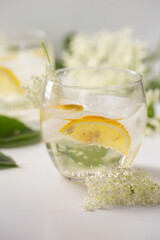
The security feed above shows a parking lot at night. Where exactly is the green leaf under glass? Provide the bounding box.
[0,115,41,148]
[0,152,18,168]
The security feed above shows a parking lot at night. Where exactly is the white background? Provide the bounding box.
[0,137,160,240]
[1,0,160,56]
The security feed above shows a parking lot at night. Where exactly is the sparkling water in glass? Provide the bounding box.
[40,67,147,181]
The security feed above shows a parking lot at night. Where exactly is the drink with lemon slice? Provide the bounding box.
[0,30,53,129]
[40,67,147,181]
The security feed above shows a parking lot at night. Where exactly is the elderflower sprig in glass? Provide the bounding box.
[40,67,147,181]
[24,42,62,107]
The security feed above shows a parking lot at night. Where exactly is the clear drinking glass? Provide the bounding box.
[40,67,147,181]
[0,29,53,129]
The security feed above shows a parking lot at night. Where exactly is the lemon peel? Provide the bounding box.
[54,104,83,111]
[0,66,23,95]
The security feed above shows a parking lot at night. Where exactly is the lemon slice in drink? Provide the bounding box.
[41,104,83,113]
[60,116,131,155]
[54,104,83,111]
[40,104,83,122]
[0,66,23,95]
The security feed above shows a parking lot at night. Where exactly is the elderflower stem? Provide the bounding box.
[24,42,63,108]
[41,41,51,64]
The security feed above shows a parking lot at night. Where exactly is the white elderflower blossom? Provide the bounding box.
[24,73,46,108]
[145,88,160,135]
[146,88,160,106]
[63,29,149,85]
[24,42,63,108]
[145,118,160,135]
[24,64,62,107]
[82,167,160,211]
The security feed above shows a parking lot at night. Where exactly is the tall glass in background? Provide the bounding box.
[0,29,53,129]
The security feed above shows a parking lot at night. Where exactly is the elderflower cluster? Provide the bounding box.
[63,29,149,84]
[24,64,62,107]
[146,89,160,106]
[145,89,160,135]
[146,118,160,135]
[25,74,45,107]
[82,167,160,211]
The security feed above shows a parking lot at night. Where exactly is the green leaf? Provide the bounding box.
[147,122,155,130]
[0,152,18,168]
[147,103,155,118]
[55,58,64,69]
[64,32,76,53]
[0,115,41,148]
[147,79,160,90]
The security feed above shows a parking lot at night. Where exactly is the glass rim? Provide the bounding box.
[53,66,143,90]
[0,28,47,46]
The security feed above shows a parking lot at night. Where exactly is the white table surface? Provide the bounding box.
[0,136,160,240]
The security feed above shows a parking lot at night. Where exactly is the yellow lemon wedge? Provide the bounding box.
[60,116,131,155]
[54,104,83,111]
[40,104,83,122]
[0,66,23,95]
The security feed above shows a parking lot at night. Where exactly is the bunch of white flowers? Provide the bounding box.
[24,64,62,108]
[82,167,160,211]
[145,89,160,135]
[146,89,160,106]
[63,29,148,83]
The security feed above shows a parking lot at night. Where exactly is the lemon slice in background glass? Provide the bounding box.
[32,49,46,57]
[0,53,19,62]
[0,66,23,95]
